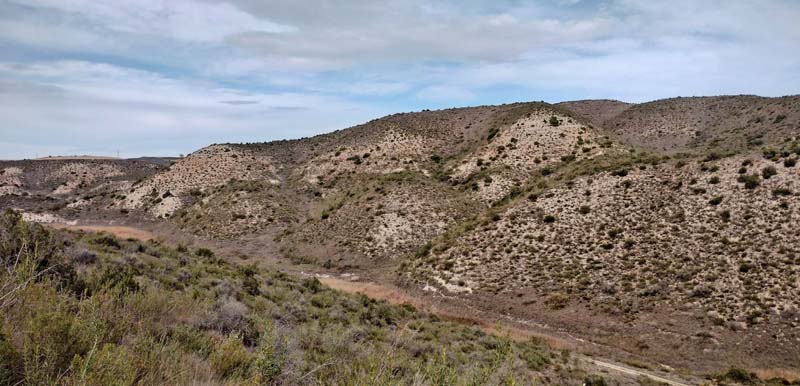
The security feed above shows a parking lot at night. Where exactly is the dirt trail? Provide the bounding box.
[44,223,696,385]
[320,276,695,386]
[46,223,155,241]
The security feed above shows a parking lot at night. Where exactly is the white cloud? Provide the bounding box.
[4,0,292,43]
[0,0,798,158]
[0,61,385,159]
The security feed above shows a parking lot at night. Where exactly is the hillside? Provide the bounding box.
[604,96,800,153]
[0,159,165,222]
[555,99,633,128]
[1,210,650,386]
[3,95,800,381]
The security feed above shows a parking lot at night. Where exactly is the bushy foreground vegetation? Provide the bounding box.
[0,210,595,385]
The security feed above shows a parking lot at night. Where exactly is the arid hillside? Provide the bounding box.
[0,158,165,222]
[555,99,633,128]
[604,95,800,153]
[4,94,800,381]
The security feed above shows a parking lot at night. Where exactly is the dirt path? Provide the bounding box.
[584,358,692,386]
[319,276,696,386]
[42,223,697,385]
[46,223,155,241]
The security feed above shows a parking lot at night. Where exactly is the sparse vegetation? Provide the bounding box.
[737,174,761,189]
[0,211,594,385]
[761,165,777,179]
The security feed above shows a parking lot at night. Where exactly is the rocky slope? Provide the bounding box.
[7,95,800,377]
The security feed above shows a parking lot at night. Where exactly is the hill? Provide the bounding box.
[1,210,654,385]
[604,95,800,153]
[3,95,800,381]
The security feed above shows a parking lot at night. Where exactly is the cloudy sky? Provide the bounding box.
[1,0,798,159]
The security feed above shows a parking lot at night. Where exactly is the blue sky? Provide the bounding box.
[1,0,798,159]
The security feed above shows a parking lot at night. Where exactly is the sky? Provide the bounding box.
[1,0,799,159]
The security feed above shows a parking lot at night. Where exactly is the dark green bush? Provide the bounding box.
[737,174,761,189]
[196,247,215,258]
[761,166,777,179]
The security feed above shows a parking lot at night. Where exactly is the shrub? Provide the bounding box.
[708,176,720,184]
[610,169,628,177]
[242,275,260,296]
[253,327,284,383]
[91,234,121,249]
[545,292,569,309]
[209,335,252,378]
[737,174,760,189]
[720,367,756,383]
[302,277,322,294]
[709,196,723,206]
[772,188,793,196]
[0,328,21,386]
[67,343,137,386]
[543,215,556,223]
[22,298,86,385]
[784,158,797,167]
[578,206,591,214]
[72,249,97,265]
[548,116,560,127]
[196,248,215,258]
[761,166,777,179]
[92,265,140,293]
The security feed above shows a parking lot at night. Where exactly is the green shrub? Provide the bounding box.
[761,165,778,179]
[196,247,215,258]
[578,206,591,214]
[90,234,121,249]
[22,293,87,385]
[209,335,252,378]
[0,327,21,386]
[720,367,756,383]
[709,196,723,206]
[548,116,560,127]
[543,215,556,223]
[171,325,215,358]
[67,343,137,386]
[253,326,284,383]
[737,174,761,189]
[772,188,793,197]
[545,292,569,309]
[584,375,608,386]
[610,169,628,177]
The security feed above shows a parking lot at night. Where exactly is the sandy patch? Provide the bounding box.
[46,223,154,241]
